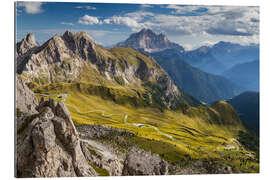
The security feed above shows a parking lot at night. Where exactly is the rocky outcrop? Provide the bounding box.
[16,99,96,178]
[171,160,235,174]
[17,31,199,109]
[122,147,168,175]
[16,75,38,114]
[77,124,134,139]
[116,28,184,53]
[16,33,37,57]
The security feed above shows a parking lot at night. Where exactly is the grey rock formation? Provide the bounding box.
[171,160,235,174]
[77,124,134,139]
[16,31,198,109]
[116,28,184,53]
[16,75,38,114]
[122,147,168,175]
[16,99,97,178]
[16,33,37,56]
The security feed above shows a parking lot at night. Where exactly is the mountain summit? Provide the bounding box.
[116,28,184,53]
[17,31,200,110]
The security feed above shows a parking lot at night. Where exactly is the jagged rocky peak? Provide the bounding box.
[116,28,184,53]
[25,33,36,46]
[17,33,37,56]
[16,98,97,177]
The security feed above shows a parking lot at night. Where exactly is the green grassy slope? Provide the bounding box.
[30,81,258,173]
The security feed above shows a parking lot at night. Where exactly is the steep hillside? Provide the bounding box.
[152,56,243,103]
[223,60,259,91]
[227,91,259,134]
[17,31,200,110]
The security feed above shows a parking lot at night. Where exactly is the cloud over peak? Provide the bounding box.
[78,15,100,25]
[16,2,44,14]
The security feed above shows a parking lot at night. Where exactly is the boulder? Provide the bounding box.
[122,147,168,175]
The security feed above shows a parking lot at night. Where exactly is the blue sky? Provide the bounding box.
[15,2,259,50]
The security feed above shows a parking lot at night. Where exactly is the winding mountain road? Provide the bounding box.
[37,93,248,155]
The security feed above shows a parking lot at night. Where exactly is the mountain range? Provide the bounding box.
[223,60,259,91]
[153,56,243,103]
[116,29,252,103]
[17,30,200,109]
[116,29,259,75]
[15,30,259,177]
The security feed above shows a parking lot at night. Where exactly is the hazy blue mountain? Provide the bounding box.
[181,46,227,74]
[227,91,259,134]
[116,29,259,75]
[211,41,259,68]
[223,60,259,91]
[152,55,244,103]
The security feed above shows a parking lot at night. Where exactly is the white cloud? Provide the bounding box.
[16,2,44,14]
[78,15,100,25]
[75,5,259,47]
[75,5,96,10]
[141,4,153,8]
[125,11,154,21]
[103,16,145,31]
[60,22,74,26]
[165,4,205,14]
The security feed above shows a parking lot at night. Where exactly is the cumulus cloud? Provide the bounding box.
[165,4,205,14]
[60,22,74,26]
[141,4,153,8]
[16,2,44,14]
[78,15,100,25]
[76,5,259,46]
[75,5,96,10]
[103,16,145,31]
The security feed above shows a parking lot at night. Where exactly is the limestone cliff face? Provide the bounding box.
[16,98,97,177]
[16,76,38,114]
[16,77,96,177]
[116,28,185,53]
[16,33,37,57]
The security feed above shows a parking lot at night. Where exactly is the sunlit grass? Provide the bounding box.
[33,82,258,173]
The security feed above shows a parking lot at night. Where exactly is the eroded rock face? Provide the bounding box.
[116,28,184,53]
[16,99,96,178]
[16,33,37,57]
[16,76,38,114]
[122,147,168,176]
[171,160,235,174]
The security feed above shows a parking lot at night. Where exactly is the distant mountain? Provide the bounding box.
[223,60,259,91]
[116,28,184,53]
[211,41,259,68]
[181,46,227,74]
[227,91,259,134]
[152,55,244,103]
[153,43,259,75]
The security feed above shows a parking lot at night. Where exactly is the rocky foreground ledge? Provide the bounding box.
[15,76,169,177]
[16,76,235,177]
